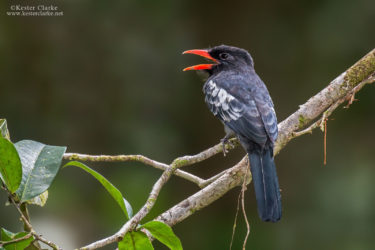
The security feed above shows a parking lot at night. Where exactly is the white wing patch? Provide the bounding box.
[204,80,242,122]
[248,100,260,118]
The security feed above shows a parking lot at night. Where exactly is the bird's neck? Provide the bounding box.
[209,65,254,78]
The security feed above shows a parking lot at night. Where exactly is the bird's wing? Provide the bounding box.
[252,82,278,143]
[203,80,268,145]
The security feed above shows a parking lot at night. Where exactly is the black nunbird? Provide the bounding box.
[183,45,281,222]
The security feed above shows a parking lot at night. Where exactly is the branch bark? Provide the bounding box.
[78,48,375,249]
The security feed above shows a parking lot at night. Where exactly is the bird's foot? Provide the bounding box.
[220,137,234,156]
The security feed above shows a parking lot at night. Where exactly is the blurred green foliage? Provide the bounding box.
[1,0,375,249]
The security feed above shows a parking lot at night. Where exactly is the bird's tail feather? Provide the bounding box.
[248,149,281,222]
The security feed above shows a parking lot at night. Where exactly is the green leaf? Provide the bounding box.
[5,233,33,250]
[0,138,22,193]
[119,231,154,250]
[1,229,34,250]
[141,221,182,250]
[0,119,10,140]
[1,228,15,241]
[14,140,66,202]
[63,161,132,220]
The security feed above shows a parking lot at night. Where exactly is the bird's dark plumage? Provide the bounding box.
[184,45,281,222]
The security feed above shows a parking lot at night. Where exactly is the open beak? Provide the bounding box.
[182,49,218,71]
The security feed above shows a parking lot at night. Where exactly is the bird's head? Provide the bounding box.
[183,45,254,74]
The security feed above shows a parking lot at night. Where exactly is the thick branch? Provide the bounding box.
[274,49,375,155]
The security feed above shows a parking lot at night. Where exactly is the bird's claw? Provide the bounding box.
[221,137,233,156]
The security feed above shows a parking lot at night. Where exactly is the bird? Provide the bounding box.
[183,45,281,222]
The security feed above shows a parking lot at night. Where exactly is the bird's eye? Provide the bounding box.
[219,53,229,60]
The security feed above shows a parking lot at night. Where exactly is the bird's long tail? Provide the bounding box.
[248,148,281,222]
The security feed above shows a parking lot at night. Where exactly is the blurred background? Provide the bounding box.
[1,0,375,249]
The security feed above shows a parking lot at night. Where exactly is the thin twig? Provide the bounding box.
[63,153,167,166]
[63,138,238,168]
[170,138,239,168]
[36,235,62,250]
[20,203,32,232]
[324,118,327,165]
[241,166,250,250]
[63,139,238,188]
[8,194,62,250]
[291,118,322,138]
[229,188,241,250]
[64,152,205,187]
[9,198,34,233]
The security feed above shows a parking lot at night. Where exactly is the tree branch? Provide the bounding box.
[274,49,375,155]
[63,138,239,188]
[8,194,62,250]
[63,153,206,186]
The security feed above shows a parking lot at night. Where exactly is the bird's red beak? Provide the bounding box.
[182,49,218,71]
